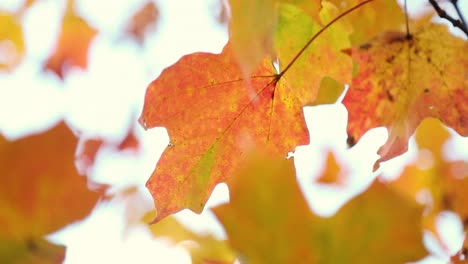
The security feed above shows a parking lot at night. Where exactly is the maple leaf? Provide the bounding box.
[44,2,97,79]
[140,1,364,222]
[0,11,25,71]
[327,0,406,44]
[144,212,235,264]
[0,122,104,263]
[343,22,468,166]
[140,42,308,222]
[124,1,159,45]
[212,154,427,264]
[387,118,468,256]
[228,0,321,74]
[274,2,352,105]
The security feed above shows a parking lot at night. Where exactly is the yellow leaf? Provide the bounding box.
[213,154,427,263]
[144,212,235,264]
[343,22,468,165]
[0,11,24,71]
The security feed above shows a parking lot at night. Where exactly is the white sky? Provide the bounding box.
[0,0,467,263]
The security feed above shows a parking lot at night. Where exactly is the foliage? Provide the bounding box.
[0,0,467,263]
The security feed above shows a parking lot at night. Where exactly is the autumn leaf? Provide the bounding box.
[144,212,235,264]
[20,0,37,10]
[387,118,468,255]
[76,126,140,171]
[327,0,406,44]
[281,0,321,23]
[274,2,352,105]
[316,150,345,184]
[139,1,366,222]
[212,154,427,264]
[140,42,308,222]
[0,11,24,71]
[343,22,468,166]
[124,1,159,45]
[213,0,229,25]
[227,0,321,74]
[44,2,97,79]
[117,129,139,152]
[452,239,468,264]
[309,77,346,106]
[0,122,104,263]
[227,0,279,74]
[0,237,65,264]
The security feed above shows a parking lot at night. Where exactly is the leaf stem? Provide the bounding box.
[277,0,375,79]
[404,0,411,38]
[428,0,468,37]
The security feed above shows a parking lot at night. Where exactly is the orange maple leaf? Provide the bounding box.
[343,22,468,167]
[213,154,427,263]
[140,2,360,221]
[0,122,104,263]
[140,43,309,222]
[44,5,97,79]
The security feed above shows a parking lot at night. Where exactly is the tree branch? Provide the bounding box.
[428,0,468,37]
[450,0,467,28]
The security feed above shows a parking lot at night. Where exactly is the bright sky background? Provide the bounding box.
[0,0,467,263]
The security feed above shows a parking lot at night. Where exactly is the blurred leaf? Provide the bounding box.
[327,0,405,44]
[76,125,140,171]
[0,237,65,264]
[77,138,104,171]
[214,0,229,25]
[0,11,24,71]
[388,118,468,255]
[213,154,427,263]
[309,77,345,106]
[228,0,321,74]
[144,212,235,264]
[124,1,159,45]
[316,150,345,184]
[0,122,104,262]
[228,0,278,74]
[44,4,97,79]
[117,129,139,152]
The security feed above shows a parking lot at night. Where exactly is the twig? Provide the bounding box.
[450,0,467,28]
[428,0,468,37]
